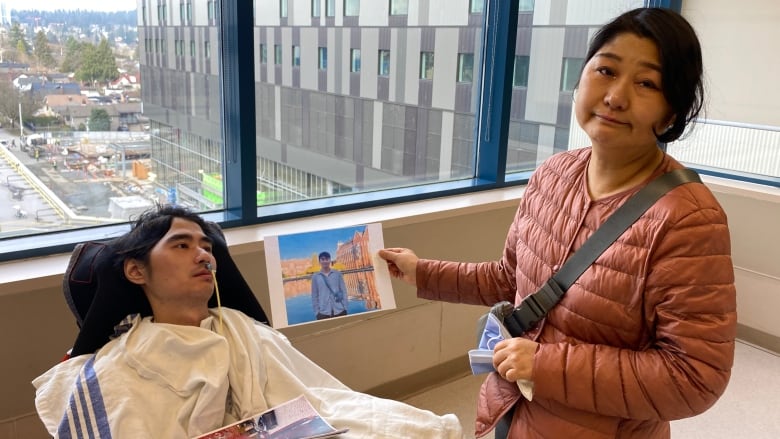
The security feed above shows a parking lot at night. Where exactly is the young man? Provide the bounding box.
[311,251,349,320]
[33,205,464,439]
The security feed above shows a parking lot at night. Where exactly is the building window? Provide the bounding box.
[344,0,359,16]
[292,45,301,67]
[190,40,195,56]
[378,49,390,76]
[420,52,434,80]
[186,1,192,21]
[318,47,328,69]
[204,41,210,58]
[207,0,215,20]
[260,44,268,64]
[312,0,321,17]
[326,0,335,17]
[560,57,583,92]
[280,0,288,18]
[390,0,408,15]
[519,0,535,12]
[457,53,474,83]
[513,55,529,87]
[350,49,361,72]
[470,0,484,14]
[274,44,282,64]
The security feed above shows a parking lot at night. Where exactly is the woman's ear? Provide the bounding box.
[124,259,147,286]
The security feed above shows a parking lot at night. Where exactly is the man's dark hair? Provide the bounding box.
[318,251,331,261]
[111,204,219,273]
[579,7,704,143]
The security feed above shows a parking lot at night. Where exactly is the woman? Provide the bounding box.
[379,7,736,439]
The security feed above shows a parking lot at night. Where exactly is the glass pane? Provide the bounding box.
[505,2,637,174]
[0,0,224,241]
[253,0,484,203]
[457,53,474,83]
[390,0,409,16]
[378,50,390,76]
[344,0,359,17]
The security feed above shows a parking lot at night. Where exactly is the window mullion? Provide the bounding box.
[474,0,518,184]
[220,0,257,223]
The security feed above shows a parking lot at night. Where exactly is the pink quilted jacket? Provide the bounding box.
[417,148,737,438]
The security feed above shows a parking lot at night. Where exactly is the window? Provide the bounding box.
[350,49,361,72]
[513,55,529,87]
[457,53,474,83]
[292,45,301,67]
[518,0,534,12]
[260,44,268,63]
[281,0,288,18]
[180,2,185,21]
[378,49,390,76]
[344,0,359,16]
[560,57,583,92]
[208,0,215,20]
[6,1,777,263]
[390,0,408,15]
[420,52,434,80]
[318,47,328,69]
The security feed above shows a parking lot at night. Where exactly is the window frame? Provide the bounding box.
[378,49,390,76]
[457,53,474,83]
[318,46,328,70]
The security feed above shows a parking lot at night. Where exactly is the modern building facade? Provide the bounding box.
[137,0,646,210]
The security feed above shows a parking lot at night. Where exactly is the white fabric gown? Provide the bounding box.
[33,308,464,439]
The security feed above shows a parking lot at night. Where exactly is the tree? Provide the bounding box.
[88,108,111,131]
[7,22,29,54]
[60,37,84,73]
[0,81,40,130]
[75,38,119,87]
[34,31,57,69]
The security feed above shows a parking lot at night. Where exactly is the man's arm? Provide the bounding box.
[311,274,320,315]
[338,271,348,301]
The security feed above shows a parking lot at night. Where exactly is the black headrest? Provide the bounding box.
[63,224,268,357]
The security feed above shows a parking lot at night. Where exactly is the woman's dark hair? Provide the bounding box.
[580,7,704,142]
[111,204,219,273]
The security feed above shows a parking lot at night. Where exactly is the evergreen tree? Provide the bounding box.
[34,30,57,69]
[76,38,119,86]
[60,37,84,73]
[88,108,111,131]
[7,22,29,53]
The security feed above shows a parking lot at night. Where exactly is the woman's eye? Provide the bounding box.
[638,80,658,89]
[595,66,614,76]
[175,243,188,249]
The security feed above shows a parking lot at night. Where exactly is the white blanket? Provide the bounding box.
[33,308,464,438]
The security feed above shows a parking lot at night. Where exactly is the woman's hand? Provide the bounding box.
[493,338,539,382]
[377,248,419,286]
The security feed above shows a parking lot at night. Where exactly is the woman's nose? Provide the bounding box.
[604,81,629,110]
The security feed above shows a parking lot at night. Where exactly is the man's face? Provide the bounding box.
[319,256,331,271]
[126,218,216,309]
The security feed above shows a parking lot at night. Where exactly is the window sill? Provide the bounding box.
[0,185,527,297]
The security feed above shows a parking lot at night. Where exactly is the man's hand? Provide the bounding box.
[493,337,539,382]
[377,248,419,286]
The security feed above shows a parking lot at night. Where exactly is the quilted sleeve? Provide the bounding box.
[532,190,737,421]
[415,202,524,307]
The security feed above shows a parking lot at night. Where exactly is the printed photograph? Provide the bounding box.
[264,223,395,328]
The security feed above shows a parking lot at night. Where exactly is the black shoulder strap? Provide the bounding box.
[502,168,701,337]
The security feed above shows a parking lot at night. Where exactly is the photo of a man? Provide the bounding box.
[264,223,396,328]
[311,251,348,320]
